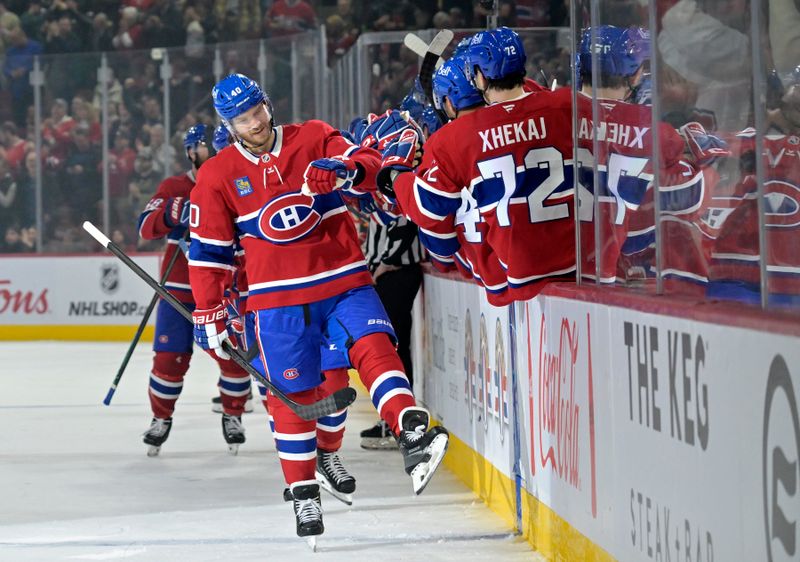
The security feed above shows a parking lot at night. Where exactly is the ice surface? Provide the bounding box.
[0,342,539,561]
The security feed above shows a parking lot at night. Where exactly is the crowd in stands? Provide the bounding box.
[0,0,569,254]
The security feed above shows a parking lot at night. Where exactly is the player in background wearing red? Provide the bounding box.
[571,25,725,292]
[188,74,449,539]
[136,124,251,456]
[379,27,577,305]
[705,67,800,305]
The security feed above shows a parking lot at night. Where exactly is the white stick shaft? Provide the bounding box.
[82,221,111,248]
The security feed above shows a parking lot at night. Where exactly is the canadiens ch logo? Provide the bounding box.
[283,368,300,380]
[257,192,322,244]
[234,176,254,197]
[765,181,800,228]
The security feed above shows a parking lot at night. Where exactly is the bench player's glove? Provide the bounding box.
[301,156,359,196]
[192,303,232,360]
[678,122,730,167]
[164,196,190,228]
[376,128,422,201]
[360,109,421,150]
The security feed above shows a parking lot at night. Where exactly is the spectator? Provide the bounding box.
[19,1,45,43]
[367,0,414,31]
[0,149,34,230]
[0,1,21,57]
[128,146,159,214]
[64,125,101,220]
[263,0,317,37]
[139,14,166,50]
[335,0,362,33]
[147,123,175,177]
[185,19,205,59]
[42,98,74,167]
[151,0,185,45]
[89,12,114,52]
[2,226,25,252]
[141,95,162,128]
[44,14,82,54]
[432,11,451,30]
[92,66,123,109]
[71,96,101,146]
[112,6,142,50]
[0,121,28,173]
[2,25,42,127]
[106,129,136,230]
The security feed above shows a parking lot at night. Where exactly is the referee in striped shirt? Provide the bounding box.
[359,207,424,449]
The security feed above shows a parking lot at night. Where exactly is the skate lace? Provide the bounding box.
[321,452,352,484]
[145,418,169,437]
[295,497,322,525]
[223,415,243,434]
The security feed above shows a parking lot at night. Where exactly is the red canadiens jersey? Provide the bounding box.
[138,171,196,303]
[564,88,710,288]
[393,90,577,304]
[708,130,800,299]
[188,120,381,311]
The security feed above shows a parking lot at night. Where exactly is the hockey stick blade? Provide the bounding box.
[82,221,356,420]
[418,30,454,104]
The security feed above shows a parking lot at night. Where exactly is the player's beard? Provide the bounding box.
[238,120,274,154]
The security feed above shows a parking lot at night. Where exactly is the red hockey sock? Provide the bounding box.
[148,352,191,419]
[349,333,415,433]
[267,388,319,485]
[316,368,350,452]
[215,360,251,416]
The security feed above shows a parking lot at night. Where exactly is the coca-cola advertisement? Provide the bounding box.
[516,297,601,533]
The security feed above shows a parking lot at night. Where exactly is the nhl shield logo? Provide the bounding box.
[100,264,119,294]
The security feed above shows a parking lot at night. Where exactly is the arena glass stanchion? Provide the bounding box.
[83,221,357,420]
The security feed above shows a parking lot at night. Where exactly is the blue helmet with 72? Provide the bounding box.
[463,27,527,84]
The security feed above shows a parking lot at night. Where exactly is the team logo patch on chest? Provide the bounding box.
[257,192,322,243]
[234,176,254,197]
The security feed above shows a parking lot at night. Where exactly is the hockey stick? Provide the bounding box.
[83,221,357,420]
[415,30,454,105]
[103,231,188,406]
[403,34,446,69]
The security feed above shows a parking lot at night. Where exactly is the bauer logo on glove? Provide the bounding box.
[301,156,359,196]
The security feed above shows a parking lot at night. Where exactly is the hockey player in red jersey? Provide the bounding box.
[188,74,449,539]
[706,72,800,305]
[379,27,577,305]
[136,124,251,456]
[571,25,721,291]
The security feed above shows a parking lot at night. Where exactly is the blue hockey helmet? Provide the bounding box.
[420,106,444,136]
[399,78,426,123]
[212,123,231,152]
[577,25,644,79]
[452,35,473,58]
[212,73,271,127]
[463,27,527,83]
[433,54,484,113]
[183,123,209,150]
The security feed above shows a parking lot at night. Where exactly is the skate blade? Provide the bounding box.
[315,471,354,506]
[306,536,317,552]
[227,443,239,455]
[411,433,449,495]
[360,437,397,450]
[147,445,161,457]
